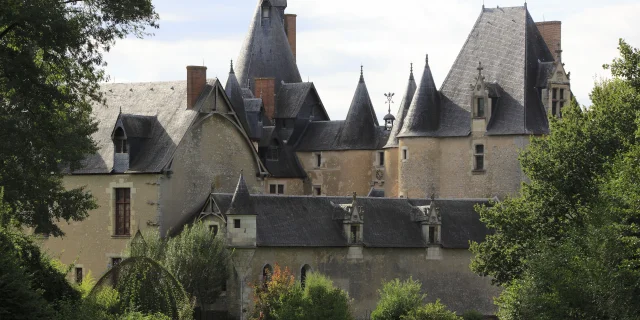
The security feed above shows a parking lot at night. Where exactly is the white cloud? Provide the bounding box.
[103,0,640,121]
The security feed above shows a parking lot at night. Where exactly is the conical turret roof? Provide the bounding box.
[225,61,252,137]
[337,67,380,147]
[398,55,440,137]
[235,0,301,94]
[227,172,256,216]
[384,65,417,148]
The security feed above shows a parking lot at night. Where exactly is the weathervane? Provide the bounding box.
[383,92,396,130]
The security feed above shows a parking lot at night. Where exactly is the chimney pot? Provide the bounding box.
[186,65,207,109]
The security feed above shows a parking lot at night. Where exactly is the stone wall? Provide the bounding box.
[225,247,500,319]
[298,150,384,197]
[42,174,161,279]
[398,135,529,199]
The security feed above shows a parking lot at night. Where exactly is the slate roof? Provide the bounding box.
[225,65,254,139]
[274,82,312,118]
[241,88,255,99]
[397,6,553,138]
[295,121,390,151]
[236,0,301,94]
[71,81,205,174]
[206,195,490,248]
[398,56,441,137]
[384,69,417,148]
[260,126,307,178]
[226,173,256,215]
[367,188,385,198]
[337,71,380,145]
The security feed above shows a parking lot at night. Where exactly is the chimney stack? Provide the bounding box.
[186,65,207,109]
[254,78,276,120]
[535,21,562,61]
[284,14,297,61]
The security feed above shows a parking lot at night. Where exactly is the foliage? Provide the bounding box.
[461,310,484,320]
[370,278,425,320]
[0,0,158,236]
[128,223,231,307]
[401,300,460,320]
[302,272,353,320]
[471,40,640,319]
[90,256,193,320]
[251,266,353,320]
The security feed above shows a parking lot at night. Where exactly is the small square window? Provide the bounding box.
[378,151,385,167]
[313,186,321,196]
[277,184,284,194]
[269,184,276,194]
[234,219,241,229]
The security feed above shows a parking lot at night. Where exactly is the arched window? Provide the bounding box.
[262,264,273,287]
[300,264,312,288]
[114,127,127,154]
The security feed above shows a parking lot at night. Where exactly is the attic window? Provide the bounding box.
[262,5,270,18]
[114,127,127,153]
[350,225,359,244]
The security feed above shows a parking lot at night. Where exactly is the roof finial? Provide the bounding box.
[555,42,563,62]
[410,62,413,74]
[425,54,429,64]
[230,60,234,74]
[119,106,122,115]
[477,61,485,80]
[352,191,357,202]
[359,65,364,83]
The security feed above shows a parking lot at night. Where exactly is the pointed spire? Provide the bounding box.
[359,65,364,83]
[384,64,417,148]
[235,0,301,94]
[225,66,251,136]
[230,60,234,74]
[337,68,379,147]
[397,54,441,137]
[227,171,256,216]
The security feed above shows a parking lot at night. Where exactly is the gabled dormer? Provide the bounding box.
[546,44,571,118]
[470,62,501,132]
[226,172,257,248]
[337,192,365,245]
[411,199,442,246]
[111,113,156,173]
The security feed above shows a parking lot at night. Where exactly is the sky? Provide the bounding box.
[103,0,640,122]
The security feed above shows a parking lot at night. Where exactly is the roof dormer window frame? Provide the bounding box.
[262,4,270,19]
[113,126,128,154]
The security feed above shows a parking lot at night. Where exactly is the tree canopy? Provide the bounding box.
[471,39,640,319]
[0,0,158,236]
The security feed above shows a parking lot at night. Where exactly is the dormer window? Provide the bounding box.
[262,5,270,18]
[114,127,127,153]
[267,139,279,161]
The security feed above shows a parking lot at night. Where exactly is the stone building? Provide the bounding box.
[40,0,572,318]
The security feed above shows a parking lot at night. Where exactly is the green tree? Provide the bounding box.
[471,40,640,319]
[129,223,231,308]
[401,300,460,320]
[302,272,353,320]
[0,0,158,236]
[461,310,483,320]
[371,278,425,320]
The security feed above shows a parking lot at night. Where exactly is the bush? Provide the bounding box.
[303,272,353,320]
[401,300,460,320]
[371,278,425,320]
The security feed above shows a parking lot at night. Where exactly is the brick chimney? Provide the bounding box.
[186,65,207,109]
[254,78,275,120]
[284,14,297,61]
[536,21,562,61]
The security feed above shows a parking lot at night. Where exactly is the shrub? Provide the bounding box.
[462,310,484,320]
[401,300,460,320]
[371,278,425,320]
